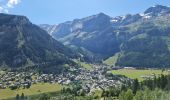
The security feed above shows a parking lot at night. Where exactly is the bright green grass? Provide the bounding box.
[111,69,169,81]
[103,53,119,66]
[0,83,64,100]
[93,90,102,97]
[80,62,93,70]
[73,59,93,70]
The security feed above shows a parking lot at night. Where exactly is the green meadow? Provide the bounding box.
[0,83,64,100]
[111,69,169,81]
[73,59,93,70]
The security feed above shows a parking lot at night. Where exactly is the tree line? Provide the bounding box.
[101,74,170,100]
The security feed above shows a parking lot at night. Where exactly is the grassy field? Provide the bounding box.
[0,83,64,100]
[80,62,93,70]
[103,53,120,66]
[73,59,93,70]
[111,69,169,81]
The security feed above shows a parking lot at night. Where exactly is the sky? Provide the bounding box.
[0,0,170,24]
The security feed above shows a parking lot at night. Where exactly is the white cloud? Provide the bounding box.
[0,6,8,13]
[0,6,4,12]
[0,0,21,13]
[7,0,21,8]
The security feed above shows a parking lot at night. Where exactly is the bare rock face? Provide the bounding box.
[144,5,170,16]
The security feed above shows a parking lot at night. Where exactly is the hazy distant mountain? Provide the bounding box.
[0,13,77,73]
[39,24,58,36]
[40,5,170,68]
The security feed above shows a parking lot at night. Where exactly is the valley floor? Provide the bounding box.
[0,65,170,100]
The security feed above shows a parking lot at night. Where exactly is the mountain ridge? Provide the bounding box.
[40,5,170,68]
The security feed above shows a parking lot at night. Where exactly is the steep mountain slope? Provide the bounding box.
[0,13,77,73]
[40,5,170,68]
[116,13,170,67]
[40,13,121,58]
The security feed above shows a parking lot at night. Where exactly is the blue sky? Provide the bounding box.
[1,0,170,24]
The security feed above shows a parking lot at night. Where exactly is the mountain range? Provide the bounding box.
[0,5,169,72]
[40,5,170,68]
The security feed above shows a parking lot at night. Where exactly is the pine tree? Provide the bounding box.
[119,91,126,100]
[132,79,139,94]
[101,90,105,97]
[160,74,168,89]
[16,94,20,100]
[21,93,25,100]
[153,75,157,89]
[125,89,133,100]
[133,91,143,100]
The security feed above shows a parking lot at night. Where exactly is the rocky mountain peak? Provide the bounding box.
[0,13,31,25]
[144,5,170,16]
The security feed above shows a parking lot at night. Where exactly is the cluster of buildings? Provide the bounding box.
[0,65,130,94]
[0,72,32,89]
[71,65,130,94]
[0,72,72,89]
